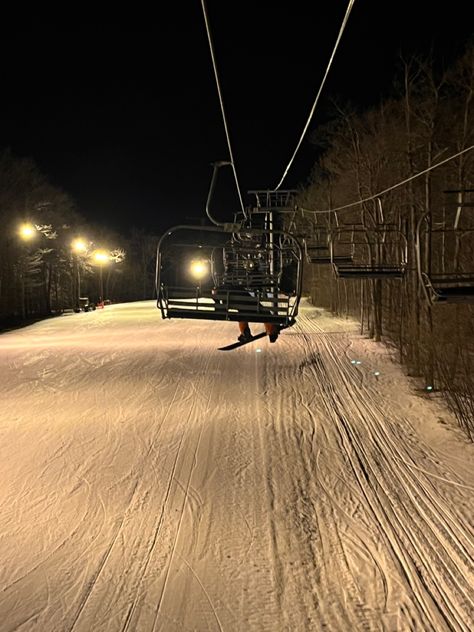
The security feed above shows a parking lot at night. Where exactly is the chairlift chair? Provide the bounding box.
[416,192,474,304]
[156,165,303,327]
[330,224,407,279]
[156,224,302,325]
[303,226,354,265]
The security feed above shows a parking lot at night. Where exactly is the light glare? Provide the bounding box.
[93,250,109,264]
[190,259,208,280]
[19,223,36,240]
[72,238,87,253]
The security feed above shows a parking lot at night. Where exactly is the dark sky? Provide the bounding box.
[0,2,472,234]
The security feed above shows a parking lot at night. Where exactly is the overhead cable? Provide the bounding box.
[300,145,474,215]
[273,0,356,192]
[201,0,246,216]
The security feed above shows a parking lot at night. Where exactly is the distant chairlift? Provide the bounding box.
[156,164,303,327]
[330,224,408,279]
[416,189,474,304]
[303,224,354,265]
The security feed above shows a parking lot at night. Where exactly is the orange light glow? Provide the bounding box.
[72,238,88,253]
[92,250,110,264]
[18,223,36,240]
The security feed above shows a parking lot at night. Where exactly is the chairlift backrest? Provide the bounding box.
[156,224,303,325]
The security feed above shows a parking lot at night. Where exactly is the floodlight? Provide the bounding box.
[189,259,209,280]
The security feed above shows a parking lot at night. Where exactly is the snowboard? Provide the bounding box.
[218,331,267,351]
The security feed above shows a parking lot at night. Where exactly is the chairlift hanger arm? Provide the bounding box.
[206,161,246,229]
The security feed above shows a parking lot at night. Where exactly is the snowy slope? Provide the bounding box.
[0,299,473,631]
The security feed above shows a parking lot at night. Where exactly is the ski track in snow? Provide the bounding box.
[0,300,473,631]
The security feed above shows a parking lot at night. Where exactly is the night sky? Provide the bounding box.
[1,2,472,234]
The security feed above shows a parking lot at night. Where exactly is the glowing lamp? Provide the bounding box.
[93,250,109,264]
[72,238,87,253]
[19,223,36,240]
[190,259,208,280]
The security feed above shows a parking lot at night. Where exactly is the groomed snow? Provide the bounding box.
[0,299,473,631]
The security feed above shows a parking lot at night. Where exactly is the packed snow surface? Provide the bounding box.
[0,299,473,631]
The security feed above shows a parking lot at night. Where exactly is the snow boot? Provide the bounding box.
[266,324,280,343]
[238,326,252,342]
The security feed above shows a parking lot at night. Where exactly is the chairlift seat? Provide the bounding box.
[334,264,406,279]
[428,275,474,303]
[308,254,354,265]
[305,242,353,265]
[434,287,474,303]
[162,286,296,324]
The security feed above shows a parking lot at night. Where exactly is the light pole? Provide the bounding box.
[92,250,109,307]
[71,238,87,311]
[17,223,38,318]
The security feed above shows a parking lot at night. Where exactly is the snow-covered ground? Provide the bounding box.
[0,299,473,632]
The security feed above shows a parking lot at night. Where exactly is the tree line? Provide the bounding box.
[295,43,474,439]
[0,149,157,328]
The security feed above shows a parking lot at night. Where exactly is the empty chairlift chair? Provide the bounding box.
[330,224,408,280]
[303,225,354,265]
[416,190,474,304]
